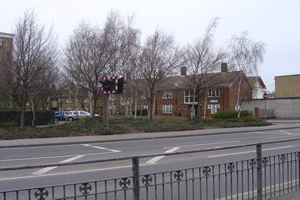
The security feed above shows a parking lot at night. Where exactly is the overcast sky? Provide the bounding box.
[1,0,299,92]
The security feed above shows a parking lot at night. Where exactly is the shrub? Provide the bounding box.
[0,110,54,127]
[240,111,252,117]
[213,111,238,119]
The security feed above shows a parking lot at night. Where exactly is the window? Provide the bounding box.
[109,94,116,101]
[121,97,131,105]
[84,98,89,103]
[208,88,220,97]
[162,105,173,114]
[110,105,115,113]
[143,105,148,109]
[141,93,147,99]
[184,90,198,104]
[0,38,2,47]
[162,91,173,99]
[208,104,220,114]
[66,98,71,104]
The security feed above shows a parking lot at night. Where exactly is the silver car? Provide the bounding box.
[63,111,91,121]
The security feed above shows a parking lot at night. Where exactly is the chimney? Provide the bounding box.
[221,63,228,73]
[181,66,187,76]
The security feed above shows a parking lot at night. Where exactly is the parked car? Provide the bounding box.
[54,111,64,120]
[63,111,98,121]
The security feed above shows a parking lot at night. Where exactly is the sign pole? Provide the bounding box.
[263,92,267,123]
[264,98,266,122]
[106,94,109,132]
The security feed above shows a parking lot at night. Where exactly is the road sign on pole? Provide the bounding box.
[263,92,267,122]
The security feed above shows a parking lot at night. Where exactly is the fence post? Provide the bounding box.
[257,144,263,200]
[132,156,140,200]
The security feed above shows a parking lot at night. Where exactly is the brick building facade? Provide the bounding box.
[0,32,14,108]
[103,64,253,118]
[275,74,300,98]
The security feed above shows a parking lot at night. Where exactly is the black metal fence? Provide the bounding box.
[1,140,300,200]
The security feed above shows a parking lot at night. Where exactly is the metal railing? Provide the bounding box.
[1,139,300,200]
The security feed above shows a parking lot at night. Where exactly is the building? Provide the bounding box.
[48,87,103,113]
[103,63,253,118]
[248,76,267,99]
[0,32,14,109]
[275,74,300,98]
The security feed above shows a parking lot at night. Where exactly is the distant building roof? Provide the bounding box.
[248,76,266,89]
[0,32,14,38]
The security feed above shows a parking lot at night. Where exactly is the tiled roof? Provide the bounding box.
[157,71,243,91]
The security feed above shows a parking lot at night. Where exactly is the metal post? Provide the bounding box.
[106,94,109,132]
[257,144,263,200]
[132,157,140,200]
[264,98,267,122]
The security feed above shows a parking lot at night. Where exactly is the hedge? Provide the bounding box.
[0,110,55,127]
[213,110,252,120]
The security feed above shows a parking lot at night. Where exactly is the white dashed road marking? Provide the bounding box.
[32,155,84,175]
[146,147,180,164]
[81,144,121,153]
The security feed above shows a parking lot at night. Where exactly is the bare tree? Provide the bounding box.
[118,14,141,118]
[228,31,265,117]
[183,18,226,118]
[138,30,182,122]
[5,9,59,130]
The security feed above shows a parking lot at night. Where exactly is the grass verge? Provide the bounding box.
[0,116,270,140]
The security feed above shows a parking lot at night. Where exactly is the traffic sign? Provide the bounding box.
[263,92,268,99]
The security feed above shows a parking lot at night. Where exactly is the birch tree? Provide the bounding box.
[183,18,226,118]
[228,31,265,117]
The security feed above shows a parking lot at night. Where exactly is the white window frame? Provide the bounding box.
[162,105,173,114]
[110,105,115,113]
[121,97,131,105]
[184,90,198,104]
[143,105,148,109]
[162,91,173,99]
[141,93,147,99]
[208,88,220,97]
[66,98,72,104]
[208,104,220,114]
[109,94,116,101]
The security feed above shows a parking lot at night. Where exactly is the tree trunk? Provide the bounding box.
[236,74,243,118]
[196,89,201,119]
[203,91,208,119]
[20,99,26,131]
[92,93,97,123]
[134,91,137,119]
[30,96,36,127]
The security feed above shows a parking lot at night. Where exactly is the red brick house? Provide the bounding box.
[103,64,253,118]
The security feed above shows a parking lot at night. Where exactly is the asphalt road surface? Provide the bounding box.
[1,127,300,200]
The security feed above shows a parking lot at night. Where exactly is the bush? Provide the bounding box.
[240,111,252,117]
[0,110,55,127]
[213,110,238,119]
[133,108,148,116]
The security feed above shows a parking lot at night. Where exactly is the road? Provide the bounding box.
[1,127,300,190]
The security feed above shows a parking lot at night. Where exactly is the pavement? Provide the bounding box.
[1,119,300,199]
